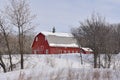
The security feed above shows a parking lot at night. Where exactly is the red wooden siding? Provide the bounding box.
[49,47,80,54]
[32,33,49,54]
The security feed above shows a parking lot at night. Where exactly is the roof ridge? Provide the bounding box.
[41,31,73,37]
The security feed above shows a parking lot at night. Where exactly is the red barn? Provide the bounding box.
[31,32,80,54]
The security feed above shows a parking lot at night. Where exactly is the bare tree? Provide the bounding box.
[0,12,13,71]
[72,14,110,68]
[104,24,120,68]
[6,0,35,69]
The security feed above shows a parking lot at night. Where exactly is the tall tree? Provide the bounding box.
[72,14,109,68]
[6,0,35,69]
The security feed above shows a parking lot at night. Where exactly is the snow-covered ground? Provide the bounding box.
[0,53,120,80]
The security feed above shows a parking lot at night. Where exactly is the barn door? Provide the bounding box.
[34,50,37,54]
[46,49,48,54]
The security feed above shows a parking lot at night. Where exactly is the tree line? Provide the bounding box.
[71,14,120,68]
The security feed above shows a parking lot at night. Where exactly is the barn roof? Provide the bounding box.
[41,31,73,37]
[81,47,93,52]
[41,32,79,48]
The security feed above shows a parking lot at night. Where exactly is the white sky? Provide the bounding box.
[1,0,120,33]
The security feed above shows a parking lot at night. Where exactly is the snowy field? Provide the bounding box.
[0,53,120,80]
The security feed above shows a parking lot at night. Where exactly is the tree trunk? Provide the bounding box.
[107,54,111,68]
[21,27,24,69]
[18,27,24,69]
[104,54,107,68]
[21,52,24,69]
[4,33,13,71]
[98,54,101,68]
[80,52,83,64]
[94,53,98,68]
[0,55,6,73]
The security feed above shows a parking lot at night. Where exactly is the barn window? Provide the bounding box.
[64,50,66,53]
[68,50,70,53]
[76,51,78,53]
[36,37,38,41]
[59,50,62,53]
[72,50,74,53]
[34,50,37,54]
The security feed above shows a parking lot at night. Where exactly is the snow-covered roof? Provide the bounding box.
[49,43,78,47]
[41,31,73,37]
[81,47,93,52]
[41,31,79,48]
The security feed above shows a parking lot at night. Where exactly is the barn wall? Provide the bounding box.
[32,33,50,54]
[49,47,80,54]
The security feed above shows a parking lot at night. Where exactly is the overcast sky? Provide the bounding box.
[0,0,120,33]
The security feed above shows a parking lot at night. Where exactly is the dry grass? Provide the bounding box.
[92,69,100,80]
[16,69,119,80]
[45,56,56,68]
[18,71,26,80]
